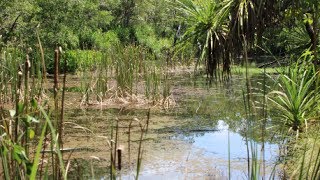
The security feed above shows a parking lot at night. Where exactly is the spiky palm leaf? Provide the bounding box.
[173,0,282,78]
[280,23,312,53]
[173,0,232,78]
[268,63,319,132]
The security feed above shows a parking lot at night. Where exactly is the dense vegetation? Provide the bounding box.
[1,0,320,72]
[1,0,320,179]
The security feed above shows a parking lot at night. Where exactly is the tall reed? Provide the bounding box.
[0,95,66,179]
[241,36,264,180]
[60,47,66,149]
[23,54,31,153]
[36,27,47,89]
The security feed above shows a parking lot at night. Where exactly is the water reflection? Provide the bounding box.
[127,120,278,180]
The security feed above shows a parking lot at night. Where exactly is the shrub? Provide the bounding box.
[46,50,103,74]
[134,24,171,57]
[268,62,319,133]
[93,30,119,50]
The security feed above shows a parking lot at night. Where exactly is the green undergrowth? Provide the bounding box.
[232,66,284,76]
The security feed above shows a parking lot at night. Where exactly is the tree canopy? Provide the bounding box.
[0,0,319,74]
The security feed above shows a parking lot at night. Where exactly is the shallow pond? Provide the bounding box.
[119,121,278,180]
[64,71,280,179]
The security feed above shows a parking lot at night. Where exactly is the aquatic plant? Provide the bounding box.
[0,98,66,179]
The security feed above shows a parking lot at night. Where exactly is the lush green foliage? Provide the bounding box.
[1,0,320,74]
[268,58,319,132]
[1,0,320,179]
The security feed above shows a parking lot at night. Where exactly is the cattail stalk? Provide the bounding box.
[117,148,122,170]
[53,48,59,127]
[24,54,31,153]
[136,122,144,180]
[114,119,119,166]
[15,68,23,142]
[110,119,115,180]
[53,48,60,179]
[36,29,47,89]
[59,47,65,149]
[13,68,22,178]
[128,120,133,171]
[146,108,150,133]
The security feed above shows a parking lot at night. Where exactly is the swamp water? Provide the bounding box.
[63,72,280,179]
[127,121,278,180]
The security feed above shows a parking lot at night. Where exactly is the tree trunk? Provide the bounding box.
[207,36,213,78]
[312,5,319,65]
[305,13,318,65]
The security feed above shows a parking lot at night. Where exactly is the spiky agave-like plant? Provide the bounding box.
[173,0,232,79]
[268,61,319,133]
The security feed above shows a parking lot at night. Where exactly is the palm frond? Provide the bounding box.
[268,63,319,132]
